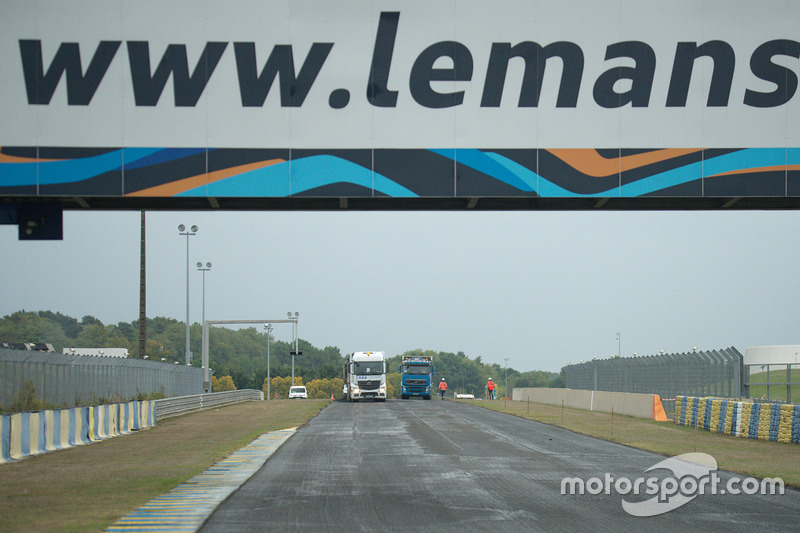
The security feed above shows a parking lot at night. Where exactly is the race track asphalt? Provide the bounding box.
[199,399,799,532]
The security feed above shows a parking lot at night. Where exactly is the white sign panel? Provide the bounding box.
[1,0,799,149]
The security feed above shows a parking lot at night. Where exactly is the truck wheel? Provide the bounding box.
[424,395,431,400]
[377,398,386,402]
[401,395,408,399]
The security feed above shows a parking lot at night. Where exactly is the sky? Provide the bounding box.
[2,209,800,373]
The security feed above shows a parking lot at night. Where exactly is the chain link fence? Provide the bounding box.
[562,347,743,416]
[0,348,208,411]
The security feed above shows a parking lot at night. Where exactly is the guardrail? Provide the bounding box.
[154,390,264,419]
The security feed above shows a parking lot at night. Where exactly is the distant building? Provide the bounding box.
[744,346,800,366]
[63,348,129,358]
[1,342,55,352]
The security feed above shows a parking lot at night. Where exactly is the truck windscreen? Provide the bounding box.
[353,362,383,375]
[402,365,432,375]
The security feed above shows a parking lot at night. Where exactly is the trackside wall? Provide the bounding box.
[0,401,155,463]
[513,387,666,420]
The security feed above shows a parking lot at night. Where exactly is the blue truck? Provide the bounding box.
[398,355,434,400]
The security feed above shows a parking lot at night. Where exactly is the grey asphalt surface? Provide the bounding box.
[200,400,799,532]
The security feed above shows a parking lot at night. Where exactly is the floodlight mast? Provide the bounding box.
[178,224,197,365]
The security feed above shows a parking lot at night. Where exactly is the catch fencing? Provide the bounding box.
[563,347,744,415]
[0,348,207,410]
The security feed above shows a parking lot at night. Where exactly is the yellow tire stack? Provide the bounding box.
[709,399,721,433]
[757,405,771,441]
[778,404,793,444]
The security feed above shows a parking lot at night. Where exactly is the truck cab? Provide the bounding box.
[343,351,387,402]
[399,355,434,400]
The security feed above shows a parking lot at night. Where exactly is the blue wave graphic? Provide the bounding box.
[433,149,535,192]
[124,148,207,170]
[0,148,163,186]
[473,148,799,198]
[179,155,417,197]
[2,147,798,197]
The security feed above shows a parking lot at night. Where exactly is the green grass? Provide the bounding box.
[747,368,800,403]
[460,398,800,488]
[0,399,329,533]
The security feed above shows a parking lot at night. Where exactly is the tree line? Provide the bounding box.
[0,310,563,394]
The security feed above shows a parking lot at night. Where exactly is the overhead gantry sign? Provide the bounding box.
[2,1,800,238]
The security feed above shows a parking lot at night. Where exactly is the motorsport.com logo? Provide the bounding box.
[561,452,785,517]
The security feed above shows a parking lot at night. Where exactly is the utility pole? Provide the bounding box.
[138,210,146,358]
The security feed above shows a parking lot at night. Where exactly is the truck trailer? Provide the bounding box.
[343,351,387,402]
[398,355,434,400]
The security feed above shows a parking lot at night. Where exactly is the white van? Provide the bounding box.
[288,386,308,399]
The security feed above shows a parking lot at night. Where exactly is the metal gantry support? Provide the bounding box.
[264,324,273,399]
[202,318,298,393]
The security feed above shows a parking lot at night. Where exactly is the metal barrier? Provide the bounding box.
[154,390,264,419]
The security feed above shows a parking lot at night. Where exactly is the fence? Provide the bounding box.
[743,363,800,404]
[563,347,744,415]
[0,348,208,410]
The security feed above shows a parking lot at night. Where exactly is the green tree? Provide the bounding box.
[305,378,344,399]
[265,376,303,399]
[212,375,237,392]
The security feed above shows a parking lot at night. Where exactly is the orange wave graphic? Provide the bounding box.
[126,159,285,196]
[548,148,702,177]
[705,164,800,178]
[0,148,64,163]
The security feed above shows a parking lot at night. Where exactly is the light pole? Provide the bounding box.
[178,224,197,365]
[197,261,211,366]
[264,324,273,400]
[616,332,621,359]
[504,357,510,399]
[287,312,300,385]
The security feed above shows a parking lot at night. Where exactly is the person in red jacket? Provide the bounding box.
[486,378,495,400]
[438,378,448,400]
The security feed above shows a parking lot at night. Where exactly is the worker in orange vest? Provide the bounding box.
[486,378,495,400]
[438,378,448,400]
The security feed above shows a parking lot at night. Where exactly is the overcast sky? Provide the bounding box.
[2,209,799,372]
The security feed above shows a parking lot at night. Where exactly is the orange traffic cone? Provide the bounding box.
[330,394,334,400]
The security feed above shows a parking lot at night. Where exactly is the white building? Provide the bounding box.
[744,346,800,366]
[63,348,129,358]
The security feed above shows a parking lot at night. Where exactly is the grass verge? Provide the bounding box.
[0,399,329,533]
[459,398,800,488]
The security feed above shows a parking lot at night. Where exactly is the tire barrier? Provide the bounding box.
[675,396,800,444]
[0,401,155,463]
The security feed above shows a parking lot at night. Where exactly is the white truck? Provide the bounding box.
[343,351,388,402]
